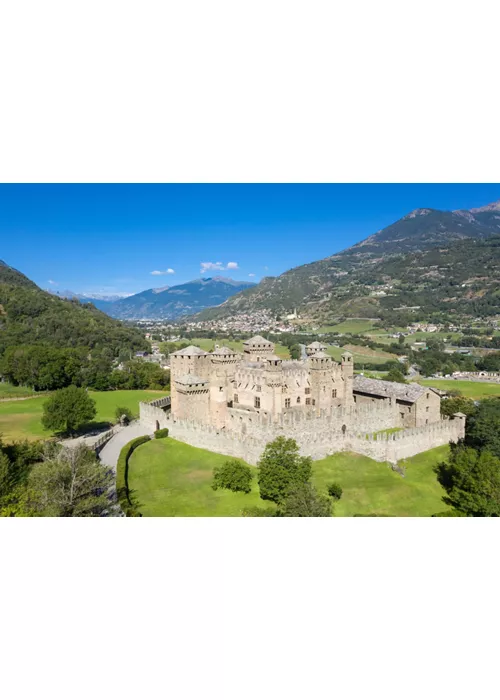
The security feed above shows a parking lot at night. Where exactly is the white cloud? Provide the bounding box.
[200,261,239,274]
[248,273,255,277]
[151,269,175,275]
[48,279,58,285]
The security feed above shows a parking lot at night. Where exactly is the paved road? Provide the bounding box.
[99,421,150,471]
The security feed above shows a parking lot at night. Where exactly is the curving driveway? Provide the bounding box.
[99,421,150,471]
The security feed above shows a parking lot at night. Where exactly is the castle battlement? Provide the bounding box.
[140,335,458,463]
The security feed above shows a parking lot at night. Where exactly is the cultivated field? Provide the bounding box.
[420,379,500,400]
[0,389,166,441]
[128,437,451,517]
[316,319,378,334]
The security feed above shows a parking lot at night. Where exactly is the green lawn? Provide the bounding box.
[128,437,451,517]
[420,379,500,400]
[0,389,167,442]
[0,382,38,399]
[128,438,269,516]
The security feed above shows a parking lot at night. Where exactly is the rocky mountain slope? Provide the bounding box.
[101,277,255,320]
[193,200,500,323]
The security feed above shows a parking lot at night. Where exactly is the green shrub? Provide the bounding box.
[432,509,467,517]
[154,428,169,439]
[115,406,134,424]
[327,482,343,500]
[212,459,253,494]
[242,506,276,517]
[116,435,150,515]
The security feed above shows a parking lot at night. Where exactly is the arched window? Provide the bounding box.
[297,396,301,404]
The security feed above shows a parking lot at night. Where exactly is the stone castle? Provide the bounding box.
[139,336,465,465]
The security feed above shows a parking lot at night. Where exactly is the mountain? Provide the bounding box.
[48,289,131,313]
[193,199,500,324]
[0,259,147,357]
[102,277,256,320]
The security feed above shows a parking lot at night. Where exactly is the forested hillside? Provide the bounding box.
[0,260,149,390]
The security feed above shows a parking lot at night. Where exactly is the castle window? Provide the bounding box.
[234,394,238,403]
[332,389,337,398]
[297,396,301,404]
[426,406,429,412]
[305,387,311,395]
[285,398,291,408]
[254,396,260,409]
[426,393,430,399]
[219,386,223,391]
[256,385,261,392]
[312,399,316,406]
[426,419,429,425]
[400,412,405,420]
[306,398,311,406]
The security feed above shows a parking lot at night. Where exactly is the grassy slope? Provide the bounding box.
[128,438,268,516]
[420,379,500,399]
[0,389,166,441]
[128,437,450,517]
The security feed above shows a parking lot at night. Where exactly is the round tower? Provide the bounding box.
[308,351,334,412]
[264,354,283,417]
[209,346,239,428]
[341,350,354,405]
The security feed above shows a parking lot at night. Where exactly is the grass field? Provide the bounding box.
[325,345,395,366]
[0,382,38,399]
[316,320,378,335]
[420,379,500,400]
[0,389,167,442]
[128,437,451,517]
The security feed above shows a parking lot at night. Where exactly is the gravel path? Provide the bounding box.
[99,421,150,471]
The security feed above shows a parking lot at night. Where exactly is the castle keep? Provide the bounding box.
[140,336,465,464]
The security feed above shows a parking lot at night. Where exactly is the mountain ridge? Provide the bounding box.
[192,198,500,324]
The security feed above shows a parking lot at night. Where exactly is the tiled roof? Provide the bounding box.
[307,341,327,348]
[175,374,208,385]
[311,351,330,359]
[353,375,433,403]
[243,335,273,346]
[211,346,237,356]
[170,345,208,356]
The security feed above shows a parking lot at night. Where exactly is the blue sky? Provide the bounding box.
[1,184,499,296]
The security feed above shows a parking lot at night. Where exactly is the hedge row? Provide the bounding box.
[155,428,169,439]
[116,435,151,516]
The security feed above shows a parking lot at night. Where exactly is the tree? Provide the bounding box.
[279,483,332,517]
[383,368,407,383]
[115,406,134,424]
[435,444,500,516]
[257,436,312,504]
[440,396,476,418]
[327,482,343,500]
[212,459,253,494]
[24,444,115,517]
[465,398,500,458]
[42,386,96,435]
[289,344,301,360]
[398,334,405,346]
